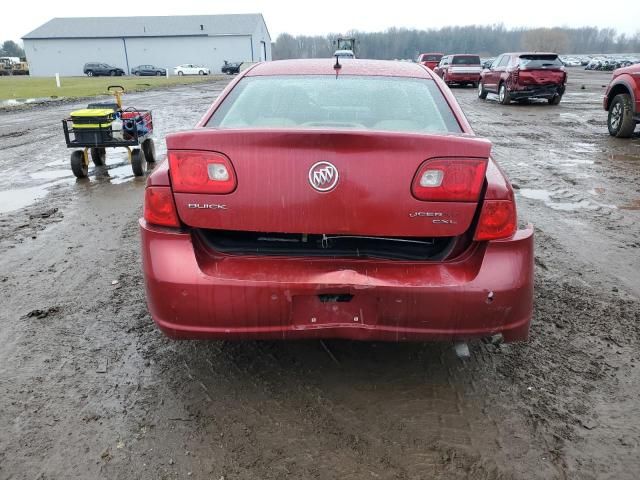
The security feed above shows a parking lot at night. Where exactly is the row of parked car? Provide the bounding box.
[418,51,640,137]
[418,52,567,105]
[81,62,245,77]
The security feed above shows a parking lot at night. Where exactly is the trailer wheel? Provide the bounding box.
[70,150,88,178]
[142,138,156,163]
[90,147,106,166]
[131,148,146,176]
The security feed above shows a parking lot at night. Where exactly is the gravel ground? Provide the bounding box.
[0,70,639,479]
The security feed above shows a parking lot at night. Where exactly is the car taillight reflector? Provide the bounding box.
[412,158,487,202]
[474,200,517,241]
[144,186,180,228]
[169,150,237,194]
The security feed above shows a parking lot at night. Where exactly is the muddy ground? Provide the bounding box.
[0,70,639,479]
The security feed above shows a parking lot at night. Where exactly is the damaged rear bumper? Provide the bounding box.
[140,221,534,342]
[510,84,565,99]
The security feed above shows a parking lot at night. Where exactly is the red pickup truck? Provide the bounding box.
[417,53,443,70]
[603,63,640,138]
[478,53,567,105]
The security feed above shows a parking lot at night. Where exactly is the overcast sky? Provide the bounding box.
[5,0,640,42]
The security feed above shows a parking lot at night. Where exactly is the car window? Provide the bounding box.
[207,75,461,134]
[491,56,503,68]
[498,56,510,67]
[423,55,442,62]
[452,56,481,65]
[518,55,563,68]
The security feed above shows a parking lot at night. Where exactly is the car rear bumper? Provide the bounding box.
[140,221,534,342]
[510,84,565,99]
[446,73,480,82]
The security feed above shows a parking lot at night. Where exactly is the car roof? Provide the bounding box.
[247,59,432,78]
[501,52,559,56]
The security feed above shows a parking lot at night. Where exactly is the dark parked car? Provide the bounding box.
[603,62,640,138]
[131,65,166,76]
[478,53,567,105]
[221,61,242,75]
[140,59,533,343]
[83,63,125,77]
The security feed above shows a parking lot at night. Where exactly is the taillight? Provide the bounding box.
[474,200,517,241]
[168,150,237,194]
[144,186,180,228]
[411,158,487,202]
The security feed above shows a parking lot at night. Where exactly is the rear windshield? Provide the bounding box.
[207,75,461,134]
[452,56,480,65]
[422,55,442,61]
[518,55,563,68]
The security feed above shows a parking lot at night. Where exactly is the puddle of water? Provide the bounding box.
[570,142,599,154]
[0,180,65,214]
[518,188,607,211]
[30,169,73,180]
[0,97,65,107]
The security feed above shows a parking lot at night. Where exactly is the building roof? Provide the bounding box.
[247,59,433,79]
[23,14,266,40]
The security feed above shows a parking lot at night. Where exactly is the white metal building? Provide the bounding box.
[22,14,271,77]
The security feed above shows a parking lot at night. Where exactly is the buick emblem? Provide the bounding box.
[308,161,339,192]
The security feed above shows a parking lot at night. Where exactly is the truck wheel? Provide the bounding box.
[499,83,511,105]
[70,150,88,178]
[548,94,562,105]
[142,138,156,163]
[90,147,106,166]
[478,81,488,99]
[608,94,636,138]
[131,148,146,176]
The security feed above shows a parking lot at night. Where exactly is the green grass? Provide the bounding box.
[0,75,225,101]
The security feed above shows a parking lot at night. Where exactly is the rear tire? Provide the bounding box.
[142,138,156,163]
[177,71,183,76]
[110,70,116,76]
[549,94,562,105]
[70,150,88,178]
[156,71,162,76]
[478,81,488,99]
[199,70,204,75]
[86,71,93,77]
[499,83,511,105]
[608,93,636,138]
[90,147,106,166]
[131,148,146,176]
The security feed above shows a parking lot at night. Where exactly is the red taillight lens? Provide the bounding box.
[474,200,517,241]
[144,186,180,228]
[168,150,237,194]
[412,158,487,202]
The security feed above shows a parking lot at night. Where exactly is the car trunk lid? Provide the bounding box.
[166,129,491,238]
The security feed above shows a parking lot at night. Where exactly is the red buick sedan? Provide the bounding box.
[140,59,533,342]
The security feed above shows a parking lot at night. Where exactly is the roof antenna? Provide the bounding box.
[334,54,342,71]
